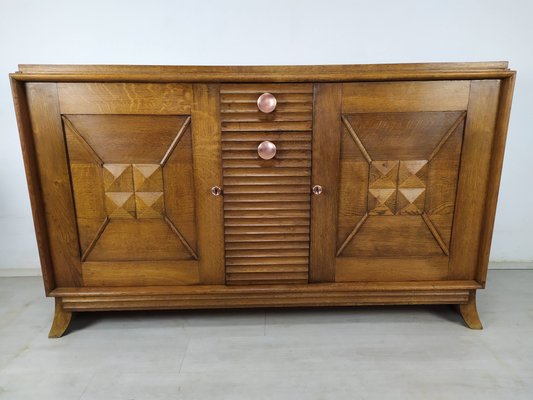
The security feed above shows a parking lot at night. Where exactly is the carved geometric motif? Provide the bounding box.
[338,112,466,258]
[368,161,399,215]
[135,192,165,219]
[133,164,164,192]
[105,192,136,219]
[367,160,427,215]
[63,114,199,261]
[103,164,133,191]
[103,163,165,219]
[397,160,427,215]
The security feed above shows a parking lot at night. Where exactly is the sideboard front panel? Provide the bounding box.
[22,72,508,294]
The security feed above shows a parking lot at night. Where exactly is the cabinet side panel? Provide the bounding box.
[192,84,225,284]
[449,80,501,280]
[10,79,56,293]
[309,83,342,282]
[26,83,82,287]
[477,75,516,285]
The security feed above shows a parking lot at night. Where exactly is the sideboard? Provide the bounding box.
[10,62,515,336]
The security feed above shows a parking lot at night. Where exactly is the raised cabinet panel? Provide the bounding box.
[337,111,465,260]
[64,114,197,265]
[336,109,465,281]
[310,81,501,283]
[64,113,200,286]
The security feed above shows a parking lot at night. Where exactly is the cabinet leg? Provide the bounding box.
[48,298,73,338]
[458,290,483,330]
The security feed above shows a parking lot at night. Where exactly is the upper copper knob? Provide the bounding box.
[257,93,277,113]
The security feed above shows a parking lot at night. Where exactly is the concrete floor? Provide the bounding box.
[0,270,531,399]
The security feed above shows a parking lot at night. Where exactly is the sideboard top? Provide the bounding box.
[12,61,514,83]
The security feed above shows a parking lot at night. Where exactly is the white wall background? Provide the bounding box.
[1,0,532,274]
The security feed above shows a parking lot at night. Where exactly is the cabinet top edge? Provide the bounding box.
[11,62,514,82]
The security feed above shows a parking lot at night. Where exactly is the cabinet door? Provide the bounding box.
[310,81,501,282]
[26,82,224,287]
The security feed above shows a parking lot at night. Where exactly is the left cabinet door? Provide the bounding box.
[25,82,225,287]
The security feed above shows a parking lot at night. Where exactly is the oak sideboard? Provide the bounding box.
[10,62,515,337]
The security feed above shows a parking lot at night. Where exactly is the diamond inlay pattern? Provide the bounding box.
[368,160,427,215]
[397,160,427,215]
[104,164,164,219]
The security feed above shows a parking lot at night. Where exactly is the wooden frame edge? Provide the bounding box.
[15,61,510,75]
[56,289,474,311]
[9,66,515,84]
[9,77,56,294]
[50,280,482,298]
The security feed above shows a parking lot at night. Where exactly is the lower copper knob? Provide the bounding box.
[258,141,277,160]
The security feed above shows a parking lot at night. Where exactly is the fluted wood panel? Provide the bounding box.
[221,84,313,285]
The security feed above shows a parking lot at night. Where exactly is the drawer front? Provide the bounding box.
[220,84,313,285]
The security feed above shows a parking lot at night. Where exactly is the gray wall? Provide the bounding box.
[1,0,532,273]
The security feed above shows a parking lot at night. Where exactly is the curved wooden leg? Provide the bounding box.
[458,290,483,330]
[49,298,73,338]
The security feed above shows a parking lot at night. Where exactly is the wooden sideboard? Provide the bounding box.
[10,62,515,337]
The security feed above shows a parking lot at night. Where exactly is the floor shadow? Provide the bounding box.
[65,303,468,334]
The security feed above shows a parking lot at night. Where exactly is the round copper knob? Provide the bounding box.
[312,185,323,195]
[257,93,277,113]
[211,186,223,196]
[257,141,277,160]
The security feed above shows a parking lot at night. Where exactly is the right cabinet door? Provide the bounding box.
[310,80,502,283]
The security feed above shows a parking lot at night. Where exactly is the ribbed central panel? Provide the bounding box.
[220,84,313,285]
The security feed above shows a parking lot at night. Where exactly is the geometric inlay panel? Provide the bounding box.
[103,163,165,219]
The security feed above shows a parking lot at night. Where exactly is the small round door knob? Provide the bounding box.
[312,185,323,195]
[257,141,277,160]
[257,93,277,113]
[211,186,223,196]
